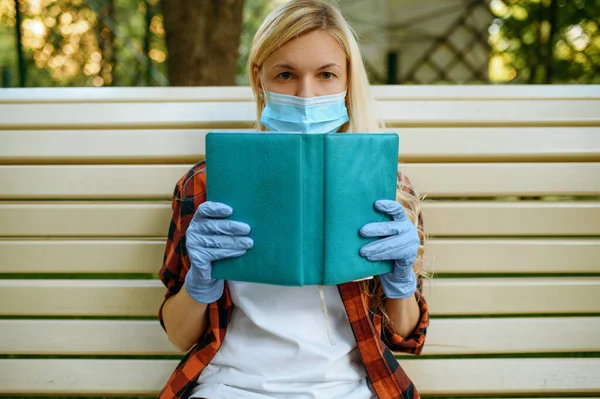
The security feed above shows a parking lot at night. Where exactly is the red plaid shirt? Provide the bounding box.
[158,161,429,399]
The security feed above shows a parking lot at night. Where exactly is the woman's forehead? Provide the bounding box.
[264,30,346,70]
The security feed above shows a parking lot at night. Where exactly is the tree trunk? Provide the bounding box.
[162,0,245,86]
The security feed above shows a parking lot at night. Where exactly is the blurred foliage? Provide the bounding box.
[0,0,598,87]
[0,0,168,87]
[489,0,600,83]
[0,0,282,87]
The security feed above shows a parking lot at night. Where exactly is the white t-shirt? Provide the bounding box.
[190,281,375,399]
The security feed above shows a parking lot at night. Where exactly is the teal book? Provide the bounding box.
[205,132,398,286]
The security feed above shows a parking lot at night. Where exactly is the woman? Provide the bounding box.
[158,1,429,398]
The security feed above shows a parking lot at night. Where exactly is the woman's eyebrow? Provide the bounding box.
[318,63,341,70]
[270,62,341,70]
[270,63,296,70]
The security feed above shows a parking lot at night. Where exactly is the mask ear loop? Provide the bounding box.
[257,74,270,131]
[260,82,269,103]
[255,66,268,103]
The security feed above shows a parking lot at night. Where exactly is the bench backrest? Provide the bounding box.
[1,85,599,396]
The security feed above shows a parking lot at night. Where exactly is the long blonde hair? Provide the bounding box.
[248,0,427,315]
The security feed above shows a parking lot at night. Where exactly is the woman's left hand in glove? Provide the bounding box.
[359,199,420,299]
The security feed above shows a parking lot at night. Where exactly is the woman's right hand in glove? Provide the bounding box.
[184,201,254,304]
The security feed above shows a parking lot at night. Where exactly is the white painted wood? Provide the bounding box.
[2,99,599,128]
[0,239,165,273]
[2,317,598,356]
[0,101,257,128]
[423,277,600,315]
[1,278,597,316]
[404,358,600,395]
[2,127,599,164]
[406,163,600,197]
[419,317,600,355]
[0,280,164,316]
[2,201,599,237]
[0,129,214,164]
[371,84,600,100]
[0,86,255,102]
[0,359,174,395]
[0,165,187,199]
[423,238,600,274]
[396,127,600,162]
[1,358,598,394]
[3,163,599,199]
[2,238,598,274]
[1,85,598,102]
[0,202,172,237]
[0,320,177,355]
[379,99,600,125]
[1,85,598,396]
[423,201,600,236]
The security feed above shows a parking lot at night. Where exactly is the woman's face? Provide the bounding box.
[258,29,348,98]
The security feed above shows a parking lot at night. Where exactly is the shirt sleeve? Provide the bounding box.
[157,163,207,332]
[380,169,430,355]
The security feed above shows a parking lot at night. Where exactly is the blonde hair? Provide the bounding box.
[248,0,427,319]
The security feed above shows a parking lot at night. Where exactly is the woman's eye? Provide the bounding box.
[277,72,293,80]
[321,72,334,80]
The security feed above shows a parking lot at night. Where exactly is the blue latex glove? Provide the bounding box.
[359,200,420,299]
[184,201,254,304]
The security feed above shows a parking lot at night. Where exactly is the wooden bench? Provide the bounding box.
[1,85,599,396]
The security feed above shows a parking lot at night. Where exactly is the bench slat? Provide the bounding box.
[0,239,165,273]
[424,201,600,236]
[408,163,600,196]
[421,317,600,355]
[408,358,600,395]
[0,84,600,103]
[3,238,598,274]
[2,127,599,164]
[1,99,599,128]
[424,238,600,273]
[0,280,164,316]
[0,278,597,316]
[423,278,600,315]
[0,358,598,395]
[1,85,598,102]
[2,317,598,356]
[3,163,600,199]
[0,202,172,237]
[1,201,598,237]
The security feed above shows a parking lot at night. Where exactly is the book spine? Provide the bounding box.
[301,135,326,285]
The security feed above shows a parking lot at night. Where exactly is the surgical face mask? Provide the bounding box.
[259,90,349,134]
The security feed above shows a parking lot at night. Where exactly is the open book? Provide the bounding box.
[206,132,399,286]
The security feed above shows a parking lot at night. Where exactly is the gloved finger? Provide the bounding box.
[196,218,251,236]
[359,235,396,257]
[359,221,401,237]
[374,200,407,222]
[363,245,416,263]
[360,236,419,261]
[188,247,248,268]
[195,201,233,220]
[208,248,249,262]
[195,234,254,250]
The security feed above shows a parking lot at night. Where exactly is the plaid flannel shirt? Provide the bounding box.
[158,161,429,399]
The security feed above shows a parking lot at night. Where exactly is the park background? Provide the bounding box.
[0,0,598,88]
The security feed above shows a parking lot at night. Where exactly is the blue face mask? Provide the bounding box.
[259,91,349,134]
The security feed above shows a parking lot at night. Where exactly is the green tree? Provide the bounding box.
[489,0,600,83]
[161,0,245,86]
